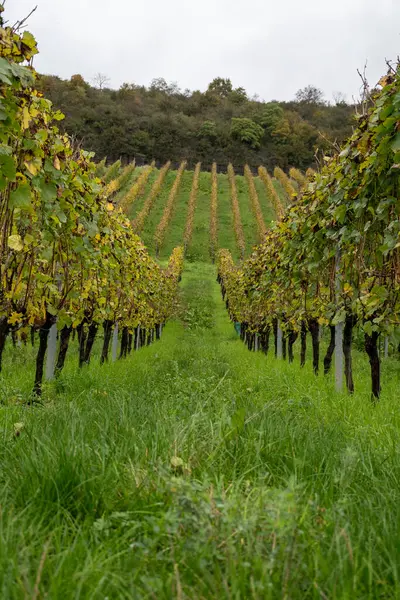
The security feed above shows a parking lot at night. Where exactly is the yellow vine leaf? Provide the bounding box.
[22,106,30,130]
[8,234,23,251]
[24,161,38,176]
[8,312,23,325]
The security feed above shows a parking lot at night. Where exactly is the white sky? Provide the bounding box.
[6,0,400,102]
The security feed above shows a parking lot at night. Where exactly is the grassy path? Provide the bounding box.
[1,263,400,598]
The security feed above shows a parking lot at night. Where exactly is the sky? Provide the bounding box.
[6,0,400,103]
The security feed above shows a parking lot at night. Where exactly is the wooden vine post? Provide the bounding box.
[276,321,283,359]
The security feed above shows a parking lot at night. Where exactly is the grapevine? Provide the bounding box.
[183,162,201,253]
[244,165,267,241]
[289,167,306,187]
[103,159,121,184]
[118,161,155,213]
[258,166,284,221]
[306,167,315,179]
[0,18,183,395]
[227,164,245,259]
[273,167,296,203]
[105,161,136,199]
[154,160,187,256]
[132,161,171,233]
[210,162,218,261]
[218,65,400,399]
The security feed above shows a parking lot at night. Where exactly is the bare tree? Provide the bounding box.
[333,91,347,106]
[93,73,110,91]
[295,85,325,105]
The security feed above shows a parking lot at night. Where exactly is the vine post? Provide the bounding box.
[335,249,344,392]
[384,337,389,358]
[45,322,58,380]
[277,320,283,359]
[112,324,119,362]
[135,326,141,350]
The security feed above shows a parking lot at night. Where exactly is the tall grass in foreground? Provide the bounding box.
[0,262,400,598]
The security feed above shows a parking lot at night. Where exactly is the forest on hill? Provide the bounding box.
[38,74,355,171]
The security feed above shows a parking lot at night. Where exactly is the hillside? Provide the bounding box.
[107,160,291,262]
[38,74,355,171]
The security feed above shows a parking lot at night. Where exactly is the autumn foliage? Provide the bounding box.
[258,166,285,221]
[154,161,187,255]
[244,165,266,242]
[183,162,201,253]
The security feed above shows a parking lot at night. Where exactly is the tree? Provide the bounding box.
[207,77,233,99]
[230,118,264,149]
[257,103,284,132]
[295,85,325,105]
[333,91,347,106]
[229,87,248,104]
[93,73,110,90]
[70,74,87,88]
[37,70,354,170]
[198,120,218,140]
[149,78,181,95]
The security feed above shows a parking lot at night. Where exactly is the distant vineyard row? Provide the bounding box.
[100,160,313,262]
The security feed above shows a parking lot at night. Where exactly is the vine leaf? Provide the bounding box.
[9,183,31,209]
[391,132,400,152]
[8,234,23,251]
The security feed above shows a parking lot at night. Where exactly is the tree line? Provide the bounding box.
[37,74,355,171]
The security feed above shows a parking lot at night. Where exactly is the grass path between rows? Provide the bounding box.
[1,263,400,598]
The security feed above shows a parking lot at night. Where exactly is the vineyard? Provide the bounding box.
[2,8,400,600]
[109,159,281,263]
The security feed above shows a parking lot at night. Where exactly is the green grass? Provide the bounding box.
[1,263,400,598]
[186,170,211,262]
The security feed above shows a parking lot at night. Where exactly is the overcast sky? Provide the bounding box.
[6,0,400,102]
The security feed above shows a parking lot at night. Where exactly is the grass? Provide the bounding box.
[186,171,211,263]
[1,263,400,598]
